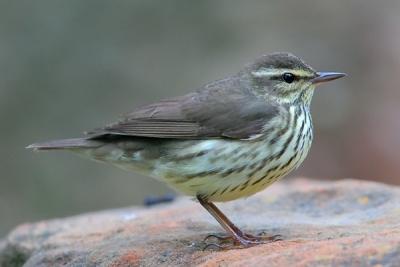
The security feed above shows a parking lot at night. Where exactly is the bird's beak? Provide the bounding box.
[311,72,346,84]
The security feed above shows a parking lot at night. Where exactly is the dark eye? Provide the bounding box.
[282,73,295,83]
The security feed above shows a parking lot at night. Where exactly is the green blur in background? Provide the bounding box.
[1,0,400,237]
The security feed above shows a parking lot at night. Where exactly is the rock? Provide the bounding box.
[1,178,400,267]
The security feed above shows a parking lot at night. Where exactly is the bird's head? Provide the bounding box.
[245,52,345,106]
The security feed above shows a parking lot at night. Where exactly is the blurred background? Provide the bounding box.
[1,0,400,237]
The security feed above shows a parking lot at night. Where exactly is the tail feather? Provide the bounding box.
[27,138,101,151]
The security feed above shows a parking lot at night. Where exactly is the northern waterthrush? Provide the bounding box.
[28,53,345,249]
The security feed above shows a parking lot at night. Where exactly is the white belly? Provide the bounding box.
[153,105,313,202]
[92,105,313,202]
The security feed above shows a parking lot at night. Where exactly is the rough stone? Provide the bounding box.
[1,178,400,266]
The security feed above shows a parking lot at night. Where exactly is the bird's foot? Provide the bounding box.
[203,231,282,250]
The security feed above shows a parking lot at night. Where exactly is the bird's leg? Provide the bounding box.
[197,196,282,250]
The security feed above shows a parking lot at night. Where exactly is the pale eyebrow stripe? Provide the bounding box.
[251,68,314,78]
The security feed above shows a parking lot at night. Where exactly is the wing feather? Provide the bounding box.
[88,76,280,140]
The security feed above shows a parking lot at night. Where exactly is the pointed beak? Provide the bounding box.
[311,72,346,84]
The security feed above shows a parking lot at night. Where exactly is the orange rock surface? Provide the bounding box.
[1,178,400,266]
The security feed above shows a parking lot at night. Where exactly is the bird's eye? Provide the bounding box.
[282,73,295,83]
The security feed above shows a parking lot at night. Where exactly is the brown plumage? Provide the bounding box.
[27,52,345,249]
[88,76,280,140]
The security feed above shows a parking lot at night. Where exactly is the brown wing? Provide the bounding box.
[88,77,280,140]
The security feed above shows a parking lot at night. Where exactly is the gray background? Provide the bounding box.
[2,0,400,236]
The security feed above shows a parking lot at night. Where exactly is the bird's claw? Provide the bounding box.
[203,233,223,241]
[204,233,233,243]
[271,234,283,241]
[257,233,283,241]
[202,232,283,250]
[202,243,227,251]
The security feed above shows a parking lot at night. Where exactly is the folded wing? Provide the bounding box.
[88,79,280,140]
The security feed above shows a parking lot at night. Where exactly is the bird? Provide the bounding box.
[27,52,345,249]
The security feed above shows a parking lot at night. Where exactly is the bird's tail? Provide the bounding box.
[26,138,101,151]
